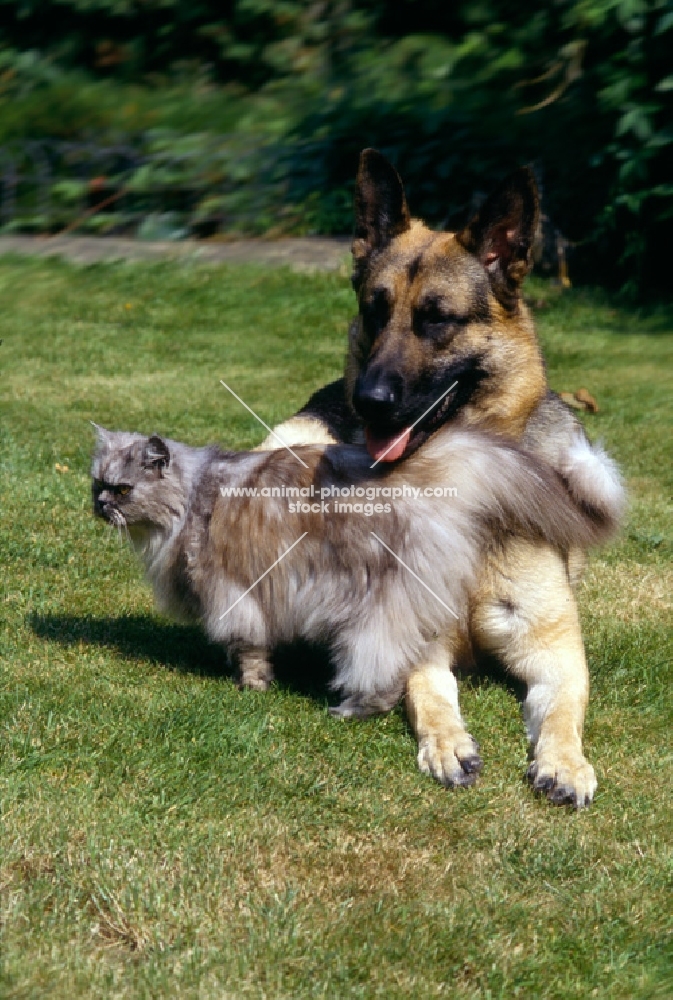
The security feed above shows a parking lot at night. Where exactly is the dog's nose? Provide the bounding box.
[353,370,403,424]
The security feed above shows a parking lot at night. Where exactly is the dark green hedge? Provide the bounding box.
[1,1,671,294]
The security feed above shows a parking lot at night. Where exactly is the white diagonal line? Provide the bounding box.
[370,380,459,468]
[220,380,309,469]
[219,532,308,620]
[370,532,459,620]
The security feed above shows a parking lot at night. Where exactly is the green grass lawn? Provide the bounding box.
[1,256,671,999]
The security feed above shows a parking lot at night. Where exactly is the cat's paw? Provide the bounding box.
[329,689,401,719]
[329,696,377,719]
[238,653,273,692]
[238,675,271,692]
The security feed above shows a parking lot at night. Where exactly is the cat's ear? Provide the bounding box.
[143,435,170,474]
[90,421,111,447]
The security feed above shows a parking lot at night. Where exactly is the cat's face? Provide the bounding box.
[91,427,173,531]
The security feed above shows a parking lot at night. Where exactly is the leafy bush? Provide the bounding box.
[0,1,671,294]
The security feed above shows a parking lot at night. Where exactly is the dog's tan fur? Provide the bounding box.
[262,150,625,807]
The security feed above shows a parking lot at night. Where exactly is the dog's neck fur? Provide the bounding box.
[458,297,547,438]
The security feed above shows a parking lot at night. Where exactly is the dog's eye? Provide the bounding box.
[361,290,390,334]
[118,485,132,496]
[414,303,465,339]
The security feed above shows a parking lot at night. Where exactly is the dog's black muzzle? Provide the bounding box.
[352,368,404,427]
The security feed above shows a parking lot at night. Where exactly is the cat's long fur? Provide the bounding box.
[91,424,619,716]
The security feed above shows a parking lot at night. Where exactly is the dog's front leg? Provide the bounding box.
[406,646,483,788]
[472,539,597,808]
[238,645,274,692]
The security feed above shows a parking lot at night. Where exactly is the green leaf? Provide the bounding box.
[655,10,673,34]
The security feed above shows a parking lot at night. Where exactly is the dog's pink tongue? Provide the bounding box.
[365,426,412,463]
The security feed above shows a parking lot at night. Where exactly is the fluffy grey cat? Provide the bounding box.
[91,423,619,719]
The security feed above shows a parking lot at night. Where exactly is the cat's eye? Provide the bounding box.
[93,479,131,496]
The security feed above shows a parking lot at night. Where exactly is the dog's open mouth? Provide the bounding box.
[364,385,457,463]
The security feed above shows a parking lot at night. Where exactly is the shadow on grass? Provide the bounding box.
[30,613,336,701]
[461,652,527,705]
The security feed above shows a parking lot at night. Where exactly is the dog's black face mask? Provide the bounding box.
[352,352,489,462]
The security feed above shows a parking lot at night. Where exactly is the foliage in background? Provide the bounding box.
[0,0,671,294]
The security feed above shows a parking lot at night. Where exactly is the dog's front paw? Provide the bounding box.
[527,752,597,809]
[417,732,483,788]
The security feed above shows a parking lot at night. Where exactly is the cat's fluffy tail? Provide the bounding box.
[423,429,625,552]
[557,432,627,537]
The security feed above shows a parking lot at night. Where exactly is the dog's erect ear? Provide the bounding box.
[456,167,539,310]
[142,435,170,473]
[352,149,411,290]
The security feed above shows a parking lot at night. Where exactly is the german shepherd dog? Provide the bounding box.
[262,150,625,808]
